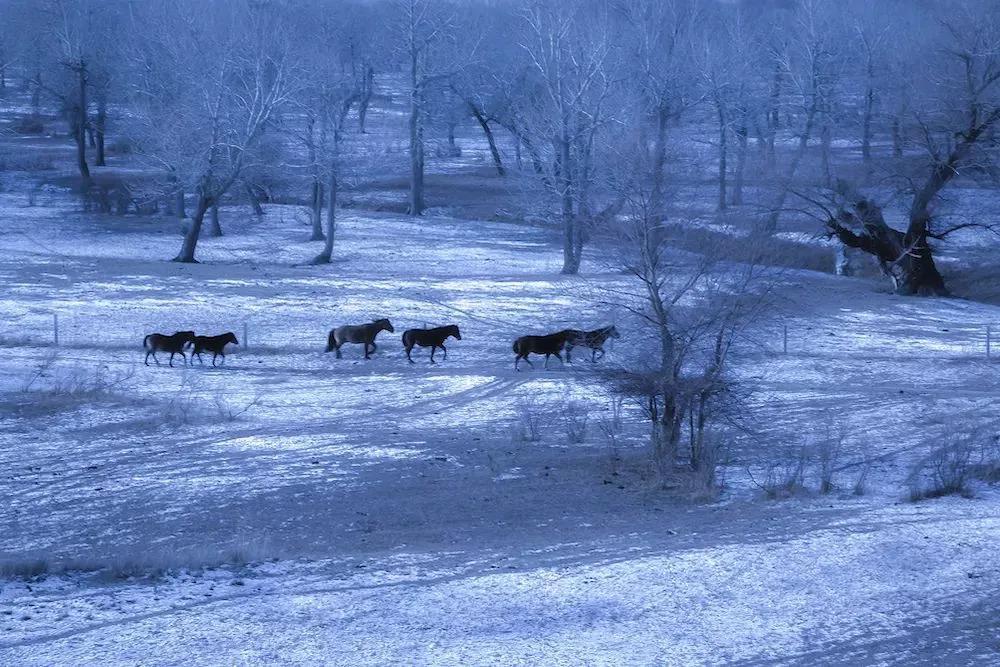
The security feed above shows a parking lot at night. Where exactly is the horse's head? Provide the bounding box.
[176,330,197,343]
[608,325,621,339]
[375,318,394,333]
[449,324,462,340]
[226,332,240,345]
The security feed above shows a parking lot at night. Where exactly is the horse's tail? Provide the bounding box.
[143,334,152,350]
[512,339,521,354]
[325,329,337,353]
[401,330,412,347]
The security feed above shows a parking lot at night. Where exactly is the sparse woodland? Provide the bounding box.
[1,1,1000,663]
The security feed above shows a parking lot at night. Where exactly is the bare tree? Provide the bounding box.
[125,0,294,263]
[825,3,1000,295]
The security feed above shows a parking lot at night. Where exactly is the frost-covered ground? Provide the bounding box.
[1,186,999,665]
[2,71,1000,664]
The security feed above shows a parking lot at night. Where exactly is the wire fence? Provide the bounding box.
[2,308,998,362]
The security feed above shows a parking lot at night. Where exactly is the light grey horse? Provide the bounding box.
[326,318,394,359]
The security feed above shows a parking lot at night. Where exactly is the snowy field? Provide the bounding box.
[1,181,1000,665]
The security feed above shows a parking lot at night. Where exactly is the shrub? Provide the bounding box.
[510,396,543,443]
[906,433,978,501]
[562,400,589,444]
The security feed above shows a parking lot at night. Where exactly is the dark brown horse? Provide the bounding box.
[143,330,196,367]
[326,318,394,359]
[402,324,461,363]
[192,332,239,367]
[563,325,621,363]
[513,331,571,370]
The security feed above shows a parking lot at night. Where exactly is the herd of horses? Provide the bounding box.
[142,321,620,370]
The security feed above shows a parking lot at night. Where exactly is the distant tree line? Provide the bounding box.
[0,0,998,292]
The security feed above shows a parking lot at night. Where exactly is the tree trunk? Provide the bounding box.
[310,181,325,241]
[173,195,211,263]
[861,85,873,176]
[468,102,504,176]
[651,104,669,216]
[175,187,186,219]
[312,164,338,265]
[820,120,832,186]
[892,116,903,158]
[408,51,425,216]
[73,64,91,185]
[246,182,264,216]
[208,202,222,237]
[716,102,727,212]
[95,95,106,167]
[559,125,580,275]
[733,113,748,206]
[358,65,373,134]
[766,99,818,232]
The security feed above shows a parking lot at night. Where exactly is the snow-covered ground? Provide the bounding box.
[2,69,1000,664]
[1,186,999,665]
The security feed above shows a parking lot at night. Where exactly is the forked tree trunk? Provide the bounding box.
[467,101,504,176]
[173,195,211,263]
[312,165,338,265]
[246,182,264,216]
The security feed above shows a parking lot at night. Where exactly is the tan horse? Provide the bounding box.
[326,318,394,359]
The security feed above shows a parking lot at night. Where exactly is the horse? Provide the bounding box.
[563,325,621,363]
[402,324,461,363]
[512,330,571,370]
[191,332,239,367]
[143,330,196,367]
[326,318,394,359]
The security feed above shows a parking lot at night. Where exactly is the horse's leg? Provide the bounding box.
[168,352,175,367]
[179,351,188,366]
[406,344,414,363]
[440,344,447,360]
[144,351,151,366]
[334,343,342,359]
[363,342,371,360]
[212,353,218,367]
[544,353,550,370]
[152,351,160,366]
[370,340,378,354]
[554,351,564,366]
[565,344,573,364]
[429,345,437,363]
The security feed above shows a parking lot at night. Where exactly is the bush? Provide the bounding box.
[906,433,979,501]
[755,444,809,499]
[562,400,589,444]
[11,115,44,134]
[510,396,544,443]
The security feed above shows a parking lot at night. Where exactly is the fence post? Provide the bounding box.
[243,322,249,350]
[782,324,788,354]
[53,313,59,346]
[988,326,992,359]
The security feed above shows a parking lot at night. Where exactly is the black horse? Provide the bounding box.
[563,325,621,363]
[192,332,239,367]
[512,331,571,370]
[143,330,196,367]
[402,324,461,363]
[326,318,395,359]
